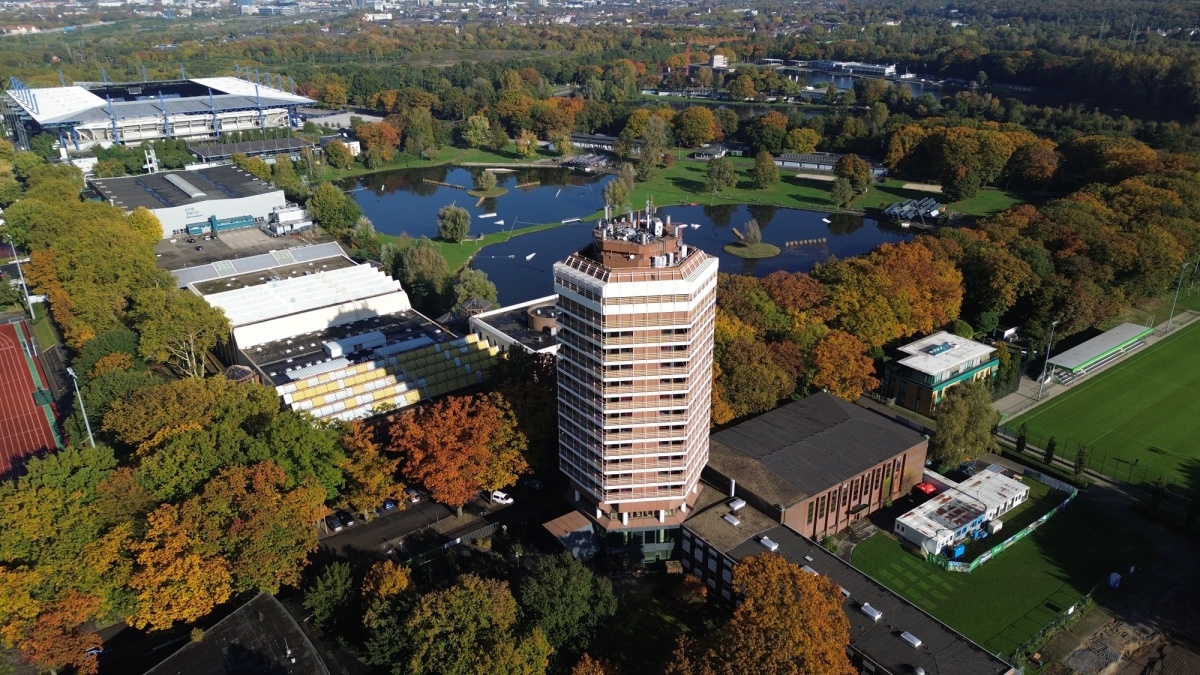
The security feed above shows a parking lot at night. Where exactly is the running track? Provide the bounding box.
[0,321,58,476]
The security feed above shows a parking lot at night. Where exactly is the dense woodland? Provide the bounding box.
[3,7,1200,674]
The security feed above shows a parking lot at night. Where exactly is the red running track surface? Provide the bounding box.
[0,322,57,475]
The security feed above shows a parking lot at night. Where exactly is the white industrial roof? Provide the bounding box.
[193,76,313,104]
[5,85,106,124]
[205,265,404,327]
[897,331,995,376]
[897,468,1029,541]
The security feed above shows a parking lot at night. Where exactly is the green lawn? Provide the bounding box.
[380,221,563,273]
[320,145,556,182]
[852,501,1148,657]
[627,153,837,214]
[600,592,694,673]
[29,310,60,350]
[851,180,1025,218]
[1007,321,1200,488]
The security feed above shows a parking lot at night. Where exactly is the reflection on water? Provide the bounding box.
[337,166,914,307]
[341,166,613,239]
[473,204,913,305]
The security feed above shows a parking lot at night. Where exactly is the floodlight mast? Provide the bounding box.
[1037,319,1060,401]
[66,367,95,448]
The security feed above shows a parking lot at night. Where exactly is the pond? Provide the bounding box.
[344,166,913,306]
[472,203,913,305]
[341,165,613,240]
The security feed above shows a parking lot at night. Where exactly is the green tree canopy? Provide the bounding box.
[436,205,471,243]
[930,381,999,470]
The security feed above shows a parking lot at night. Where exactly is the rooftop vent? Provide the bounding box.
[759,536,779,552]
[840,586,851,599]
[900,631,923,649]
[163,173,206,198]
[926,341,953,355]
[801,565,818,576]
[728,498,747,512]
[861,603,883,622]
[722,514,741,527]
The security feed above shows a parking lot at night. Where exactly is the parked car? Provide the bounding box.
[522,478,543,491]
[324,515,343,533]
[405,487,422,504]
[491,490,514,505]
[381,497,398,511]
[336,511,356,528]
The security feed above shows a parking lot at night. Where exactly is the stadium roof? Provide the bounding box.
[707,393,927,507]
[1048,322,1153,372]
[204,264,404,327]
[91,164,276,211]
[5,76,313,126]
[172,241,348,288]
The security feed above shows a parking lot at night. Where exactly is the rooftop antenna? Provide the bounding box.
[142,64,148,83]
[58,70,66,87]
[180,63,187,80]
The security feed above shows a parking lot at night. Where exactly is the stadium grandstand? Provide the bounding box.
[1047,322,1153,386]
[2,68,313,151]
[178,243,501,422]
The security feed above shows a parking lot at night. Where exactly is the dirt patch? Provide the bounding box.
[794,172,835,182]
[901,182,943,193]
[1064,620,1158,675]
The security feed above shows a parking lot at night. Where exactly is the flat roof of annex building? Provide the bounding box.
[706,393,927,508]
[91,164,276,212]
[897,331,996,377]
[469,295,560,352]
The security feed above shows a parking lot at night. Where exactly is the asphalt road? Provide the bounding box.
[318,496,456,559]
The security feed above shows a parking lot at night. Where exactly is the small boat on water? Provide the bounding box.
[821,218,831,223]
[478,212,498,219]
[690,223,701,229]
[525,253,536,261]
[494,220,505,226]
[555,189,562,197]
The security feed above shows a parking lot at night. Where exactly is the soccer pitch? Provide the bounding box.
[1008,322,1200,487]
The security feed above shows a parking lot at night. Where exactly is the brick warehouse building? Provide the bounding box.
[704,393,928,540]
[547,212,718,560]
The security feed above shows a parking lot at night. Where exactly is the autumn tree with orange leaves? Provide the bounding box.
[388,394,528,516]
[340,420,403,519]
[668,554,853,675]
